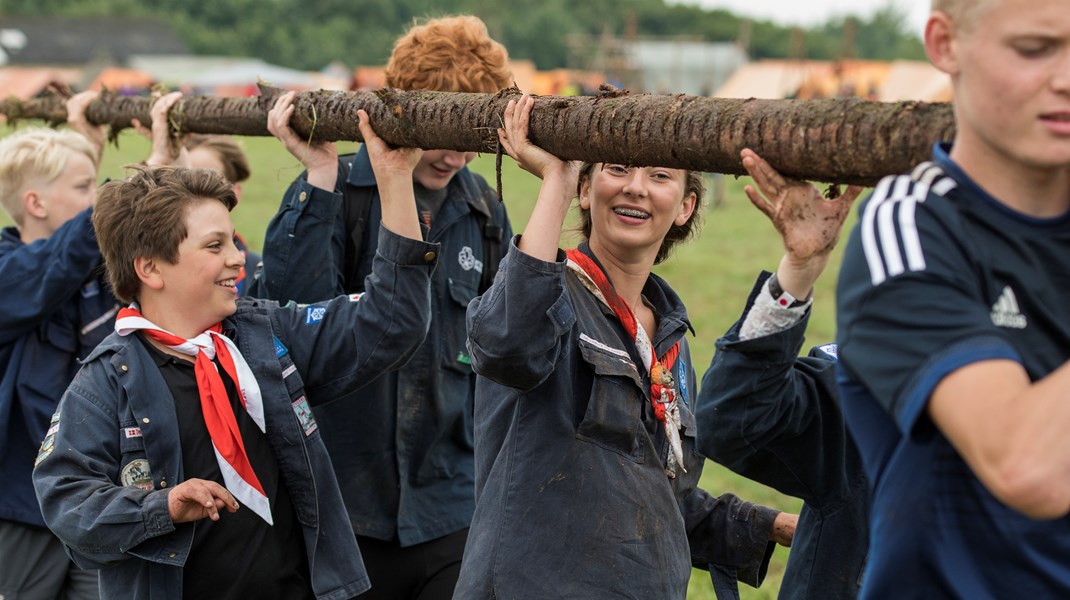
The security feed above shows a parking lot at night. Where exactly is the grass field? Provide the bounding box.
[8,129,860,599]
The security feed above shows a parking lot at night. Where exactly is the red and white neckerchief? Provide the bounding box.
[565,248,686,477]
[115,305,273,525]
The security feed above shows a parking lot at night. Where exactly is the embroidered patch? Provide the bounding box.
[281,363,297,378]
[677,360,688,406]
[305,306,326,325]
[348,293,364,302]
[124,427,142,439]
[292,396,318,436]
[457,246,484,274]
[35,410,61,466]
[816,343,839,360]
[120,459,154,491]
[272,336,289,358]
[455,351,472,365]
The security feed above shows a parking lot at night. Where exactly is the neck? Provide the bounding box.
[587,238,654,313]
[950,137,1070,218]
[137,294,217,340]
[18,221,51,245]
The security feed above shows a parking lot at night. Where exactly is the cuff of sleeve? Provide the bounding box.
[738,275,811,341]
[508,234,568,275]
[291,179,343,222]
[375,226,440,266]
[733,504,779,589]
[143,489,176,536]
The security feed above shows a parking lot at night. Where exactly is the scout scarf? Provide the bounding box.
[565,248,687,476]
[115,305,273,525]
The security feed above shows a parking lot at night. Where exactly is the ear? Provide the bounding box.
[925,11,960,76]
[22,189,47,220]
[232,182,243,204]
[133,256,165,292]
[674,191,698,227]
[578,177,592,210]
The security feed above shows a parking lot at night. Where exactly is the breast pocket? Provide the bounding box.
[575,335,645,463]
[117,422,155,491]
[442,277,478,374]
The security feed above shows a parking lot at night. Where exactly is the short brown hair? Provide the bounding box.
[385,15,512,93]
[184,134,251,184]
[0,128,98,226]
[575,164,705,265]
[93,166,236,303]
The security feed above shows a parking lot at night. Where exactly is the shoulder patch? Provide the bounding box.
[305,306,326,325]
[677,359,688,406]
[291,396,318,436]
[34,410,61,467]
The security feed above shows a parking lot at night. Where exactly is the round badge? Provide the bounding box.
[120,459,155,491]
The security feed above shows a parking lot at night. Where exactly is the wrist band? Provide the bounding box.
[768,272,812,309]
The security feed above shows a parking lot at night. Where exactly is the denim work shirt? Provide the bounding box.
[455,240,778,599]
[0,209,119,527]
[697,273,869,600]
[33,228,437,600]
[256,147,512,545]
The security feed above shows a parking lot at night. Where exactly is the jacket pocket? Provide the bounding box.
[442,277,478,374]
[575,335,645,463]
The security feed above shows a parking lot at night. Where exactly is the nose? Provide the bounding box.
[441,151,467,169]
[227,239,246,268]
[1053,48,1070,94]
[622,168,648,197]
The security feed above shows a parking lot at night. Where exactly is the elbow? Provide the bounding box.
[984,458,1070,520]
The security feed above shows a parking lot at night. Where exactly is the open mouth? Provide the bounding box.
[613,207,651,219]
[216,278,237,289]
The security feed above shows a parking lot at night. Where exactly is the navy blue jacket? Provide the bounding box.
[457,240,778,599]
[0,209,118,527]
[697,273,868,600]
[32,227,437,600]
[256,148,512,545]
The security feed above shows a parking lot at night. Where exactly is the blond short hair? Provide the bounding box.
[931,0,999,31]
[385,15,512,93]
[0,128,98,226]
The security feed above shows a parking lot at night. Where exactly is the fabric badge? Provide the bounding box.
[348,293,364,302]
[816,343,839,360]
[455,351,472,365]
[677,360,688,406]
[120,459,155,491]
[457,246,484,274]
[34,410,61,467]
[124,427,143,439]
[272,335,289,358]
[292,396,318,437]
[305,306,326,325]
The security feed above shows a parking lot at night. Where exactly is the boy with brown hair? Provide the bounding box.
[32,112,439,600]
[835,0,1070,595]
[258,15,512,599]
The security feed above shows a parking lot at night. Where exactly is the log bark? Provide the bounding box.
[0,86,955,185]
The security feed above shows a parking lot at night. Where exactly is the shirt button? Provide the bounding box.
[120,364,128,372]
[168,552,176,558]
[160,480,167,488]
[298,191,308,202]
[423,251,436,262]
[142,417,150,424]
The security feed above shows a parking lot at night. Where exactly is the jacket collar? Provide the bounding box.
[345,147,492,218]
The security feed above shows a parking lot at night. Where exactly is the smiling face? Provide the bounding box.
[411,149,476,190]
[152,199,245,334]
[579,164,697,264]
[929,0,1070,175]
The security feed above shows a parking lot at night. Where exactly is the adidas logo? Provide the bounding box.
[991,286,1027,329]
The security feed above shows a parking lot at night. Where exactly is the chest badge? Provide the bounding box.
[120,459,155,491]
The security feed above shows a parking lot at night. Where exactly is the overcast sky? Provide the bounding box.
[672,0,930,38]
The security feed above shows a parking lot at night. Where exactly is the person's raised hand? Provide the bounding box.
[167,478,239,524]
[742,148,861,265]
[65,91,107,163]
[135,92,189,168]
[267,91,338,191]
[356,109,423,181]
[498,94,579,187]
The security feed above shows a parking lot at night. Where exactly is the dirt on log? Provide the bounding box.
[0,85,956,186]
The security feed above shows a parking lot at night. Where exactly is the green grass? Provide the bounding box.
[4,129,858,599]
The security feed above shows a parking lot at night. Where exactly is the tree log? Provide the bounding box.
[0,86,956,186]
